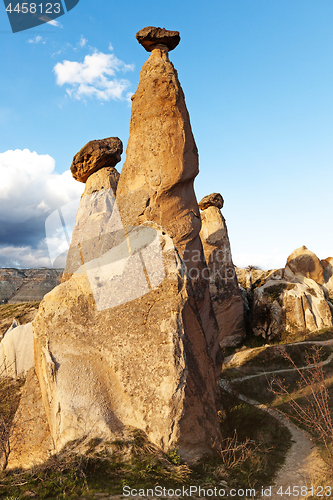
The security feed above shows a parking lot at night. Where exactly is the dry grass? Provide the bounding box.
[0,302,40,337]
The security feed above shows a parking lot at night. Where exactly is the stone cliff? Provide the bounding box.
[0,268,63,304]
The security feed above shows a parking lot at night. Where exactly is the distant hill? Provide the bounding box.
[0,268,63,304]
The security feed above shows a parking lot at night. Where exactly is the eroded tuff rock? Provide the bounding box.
[136,26,180,52]
[0,322,34,378]
[116,33,221,374]
[199,195,245,347]
[70,137,122,183]
[62,143,122,282]
[33,225,222,463]
[198,193,224,211]
[6,368,55,470]
[286,246,325,285]
[250,247,333,340]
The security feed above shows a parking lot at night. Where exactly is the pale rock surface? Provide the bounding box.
[33,225,222,463]
[322,257,333,304]
[83,166,120,197]
[7,368,55,469]
[199,195,245,347]
[0,322,34,377]
[70,137,122,183]
[63,168,122,282]
[116,36,221,374]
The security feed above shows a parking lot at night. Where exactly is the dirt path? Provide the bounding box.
[232,352,333,382]
[221,340,332,498]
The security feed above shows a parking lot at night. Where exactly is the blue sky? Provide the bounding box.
[0,0,332,269]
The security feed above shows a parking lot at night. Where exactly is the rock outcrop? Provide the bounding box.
[199,194,245,347]
[116,28,221,375]
[0,322,34,377]
[250,247,333,339]
[286,246,325,285]
[0,268,62,303]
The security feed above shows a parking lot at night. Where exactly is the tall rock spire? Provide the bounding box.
[116,27,222,374]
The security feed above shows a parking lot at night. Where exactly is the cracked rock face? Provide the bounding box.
[33,226,222,463]
[136,26,180,52]
[70,137,123,183]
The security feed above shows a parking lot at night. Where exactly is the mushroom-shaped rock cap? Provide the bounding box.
[198,193,224,210]
[136,26,180,52]
[71,137,123,183]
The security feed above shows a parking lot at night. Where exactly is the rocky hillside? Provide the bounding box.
[0,268,63,304]
[236,246,333,340]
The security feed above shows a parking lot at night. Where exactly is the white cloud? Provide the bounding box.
[53,51,134,101]
[0,149,84,268]
[233,252,288,271]
[27,35,45,44]
[79,36,87,48]
[0,244,52,268]
[0,149,83,223]
[43,18,62,27]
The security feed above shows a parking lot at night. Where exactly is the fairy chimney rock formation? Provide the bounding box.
[62,138,122,281]
[116,27,221,376]
[9,29,225,469]
[199,194,246,347]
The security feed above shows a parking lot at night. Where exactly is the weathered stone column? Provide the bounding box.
[116,27,222,375]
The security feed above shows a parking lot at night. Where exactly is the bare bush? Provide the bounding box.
[269,346,333,461]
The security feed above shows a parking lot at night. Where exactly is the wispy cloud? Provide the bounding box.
[44,17,62,27]
[27,35,46,44]
[79,35,87,48]
[53,50,134,101]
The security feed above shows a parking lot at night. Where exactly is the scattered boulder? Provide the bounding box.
[116,30,221,375]
[136,26,180,52]
[70,137,123,183]
[286,246,325,285]
[199,195,245,347]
